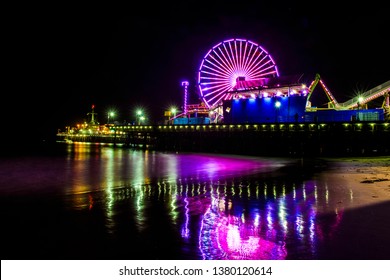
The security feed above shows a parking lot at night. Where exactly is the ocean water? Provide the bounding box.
[1,142,389,260]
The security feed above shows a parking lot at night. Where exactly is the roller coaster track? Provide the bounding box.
[307,75,390,115]
[338,80,390,109]
[307,74,340,109]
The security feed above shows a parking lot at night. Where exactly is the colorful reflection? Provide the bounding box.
[68,179,348,259]
[199,197,287,260]
[63,143,350,259]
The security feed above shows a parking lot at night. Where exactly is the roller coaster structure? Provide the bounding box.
[307,74,390,112]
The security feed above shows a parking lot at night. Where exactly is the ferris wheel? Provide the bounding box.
[198,38,279,109]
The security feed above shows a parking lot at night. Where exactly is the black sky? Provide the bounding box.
[5,2,389,145]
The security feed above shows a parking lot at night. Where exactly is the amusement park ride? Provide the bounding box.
[171,38,390,124]
[58,38,389,156]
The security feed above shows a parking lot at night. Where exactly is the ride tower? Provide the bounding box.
[181,81,189,115]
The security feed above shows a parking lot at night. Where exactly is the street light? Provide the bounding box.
[136,109,143,125]
[357,96,364,108]
[107,111,115,124]
[169,107,178,124]
[171,107,177,117]
[357,96,364,121]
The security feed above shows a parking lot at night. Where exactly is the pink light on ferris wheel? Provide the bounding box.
[198,38,279,108]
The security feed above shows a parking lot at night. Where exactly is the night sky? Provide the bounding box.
[5,2,389,146]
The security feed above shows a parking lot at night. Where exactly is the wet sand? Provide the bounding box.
[315,156,390,259]
[321,156,390,208]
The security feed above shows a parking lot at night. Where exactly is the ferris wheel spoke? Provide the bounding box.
[246,53,268,75]
[237,40,242,71]
[214,48,237,79]
[209,94,226,107]
[211,50,235,75]
[234,40,241,72]
[247,59,274,79]
[251,61,275,76]
[238,40,246,73]
[246,44,262,66]
[228,41,240,73]
[201,81,231,93]
[244,49,264,76]
[201,78,230,84]
[200,69,231,80]
[242,43,254,72]
[199,78,230,92]
[203,91,228,107]
[203,87,227,99]
[251,59,273,72]
[207,53,232,77]
[237,40,246,74]
[222,44,238,74]
[204,81,231,95]
[203,58,233,78]
[218,45,237,72]
[200,75,229,82]
[205,86,231,104]
[250,63,277,78]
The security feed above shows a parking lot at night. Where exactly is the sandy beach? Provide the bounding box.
[320,156,390,208]
[313,156,390,259]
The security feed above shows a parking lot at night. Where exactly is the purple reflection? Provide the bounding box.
[181,197,190,238]
[159,153,287,182]
[57,144,291,197]
[199,196,287,260]
[194,181,343,260]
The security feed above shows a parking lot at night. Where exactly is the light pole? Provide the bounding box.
[107,111,115,124]
[171,107,177,124]
[357,96,364,121]
[136,110,143,125]
[171,107,177,117]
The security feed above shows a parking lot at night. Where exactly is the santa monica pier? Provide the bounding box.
[57,39,390,157]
